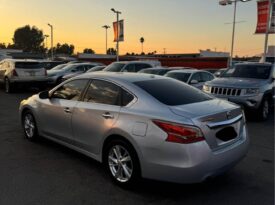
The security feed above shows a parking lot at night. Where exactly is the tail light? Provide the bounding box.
[12,69,18,76]
[153,120,204,144]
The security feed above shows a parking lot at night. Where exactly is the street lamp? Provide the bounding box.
[111,8,121,61]
[47,23,54,60]
[102,25,110,55]
[219,0,251,67]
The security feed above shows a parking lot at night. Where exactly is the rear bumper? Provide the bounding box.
[141,126,249,183]
[10,77,48,84]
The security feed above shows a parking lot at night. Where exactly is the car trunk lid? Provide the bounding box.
[169,99,244,150]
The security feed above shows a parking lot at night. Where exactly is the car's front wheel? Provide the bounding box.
[256,97,270,121]
[22,111,39,141]
[104,139,140,187]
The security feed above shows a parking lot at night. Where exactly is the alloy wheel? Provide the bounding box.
[108,145,133,183]
[24,114,35,139]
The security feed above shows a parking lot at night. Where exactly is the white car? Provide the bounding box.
[0,59,48,93]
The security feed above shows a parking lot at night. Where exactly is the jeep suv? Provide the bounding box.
[203,63,275,120]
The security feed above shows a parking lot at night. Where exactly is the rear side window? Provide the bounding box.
[134,79,211,106]
[15,62,44,69]
[122,89,134,106]
[83,80,120,105]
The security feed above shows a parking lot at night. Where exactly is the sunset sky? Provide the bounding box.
[0,0,274,56]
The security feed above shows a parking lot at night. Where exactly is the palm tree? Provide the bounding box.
[140,37,145,54]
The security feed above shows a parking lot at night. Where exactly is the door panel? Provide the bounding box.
[72,103,120,154]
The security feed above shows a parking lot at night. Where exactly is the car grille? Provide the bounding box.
[210,87,241,96]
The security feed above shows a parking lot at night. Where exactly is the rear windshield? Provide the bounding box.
[15,62,44,69]
[165,72,191,83]
[134,79,211,106]
[222,64,271,79]
[104,63,125,72]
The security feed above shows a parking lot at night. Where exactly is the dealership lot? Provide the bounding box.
[0,90,274,205]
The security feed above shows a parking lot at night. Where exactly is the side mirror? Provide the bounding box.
[39,91,49,99]
[190,79,199,84]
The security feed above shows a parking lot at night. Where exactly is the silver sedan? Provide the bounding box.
[19,72,249,186]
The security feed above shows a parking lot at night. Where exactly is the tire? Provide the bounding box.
[4,77,13,93]
[256,97,270,121]
[22,111,39,141]
[103,139,140,187]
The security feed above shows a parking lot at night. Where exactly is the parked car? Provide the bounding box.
[62,65,106,81]
[214,68,227,77]
[203,62,275,120]
[138,67,180,75]
[40,60,65,70]
[50,63,68,71]
[47,62,103,85]
[103,61,154,73]
[86,65,106,73]
[165,70,215,89]
[20,72,249,186]
[0,59,48,93]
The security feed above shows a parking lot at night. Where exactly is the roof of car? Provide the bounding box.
[166,69,203,74]
[111,61,152,65]
[234,62,272,66]
[140,67,173,71]
[4,59,39,62]
[76,71,166,83]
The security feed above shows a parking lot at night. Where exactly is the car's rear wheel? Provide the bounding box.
[22,111,38,141]
[104,139,140,187]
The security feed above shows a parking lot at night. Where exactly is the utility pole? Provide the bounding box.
[47,23,54,60]
[263,0,272,62]
[102,25,110,55]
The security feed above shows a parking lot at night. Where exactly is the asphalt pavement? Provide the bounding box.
[0,89,274,205]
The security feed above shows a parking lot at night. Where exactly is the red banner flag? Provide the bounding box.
[113,20,124,42]
[255,0,274,34]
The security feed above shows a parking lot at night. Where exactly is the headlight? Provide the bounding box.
[203,85,210,92]
[244,88,259,95]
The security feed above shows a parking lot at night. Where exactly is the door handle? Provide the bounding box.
[102,112,114,119]
[64,107,72,114]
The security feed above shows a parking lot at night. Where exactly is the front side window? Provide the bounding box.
[201,72,214,82]
[123,64,135,72]
[190,73,202,82]
[165,72,191,83]
[104,62,125,72]
[51,80,88,101]
[135,64,151,72]
[83,80,120,105]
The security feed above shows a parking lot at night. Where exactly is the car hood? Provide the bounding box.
[47,70,63,75]
[205,77,267,88]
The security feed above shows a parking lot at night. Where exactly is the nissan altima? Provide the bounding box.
[19,72,249,186]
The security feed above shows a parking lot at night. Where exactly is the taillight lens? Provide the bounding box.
[12,69,18,76]
[153,120,204,144]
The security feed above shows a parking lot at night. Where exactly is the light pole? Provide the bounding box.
[44,34,49,58]
[102,25,110,55]
[111,8,121,61]
[47,23,54,60]
[219,0,251,67]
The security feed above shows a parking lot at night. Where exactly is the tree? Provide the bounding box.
[13,25,44,53]
[0,43,6,49]
[83,48,95,54]
[50,43,75,55]
[107,48,117,55]
[140,37,145,54]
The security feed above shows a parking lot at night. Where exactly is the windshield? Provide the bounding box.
[134,79,211,106]
[51,64,67,70]
[222,64,271,79]
[104,63,125,72]
[165,72,191,83]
